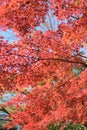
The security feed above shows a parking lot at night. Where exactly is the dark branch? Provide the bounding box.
[77,54,87,59]
[71,16,80,20]
[38,57,87,67]
[0,106,10,114]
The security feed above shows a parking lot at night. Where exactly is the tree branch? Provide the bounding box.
[38,57,87,67]
[77,54,87,59]
[0,106,10,114]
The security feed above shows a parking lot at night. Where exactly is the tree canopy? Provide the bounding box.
[0,0,87,129]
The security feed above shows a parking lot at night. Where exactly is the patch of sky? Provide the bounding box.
[36,9,68,33]
[36,10,61,32]
[0,29,19,44]
[72,67,85,75]
[0,93,16,105]
[80,47,87,54]
[80,47,87,62]
[49,48,53,53]
[72,47,87,61]
[70,13,83,22]
[2,93,15,102]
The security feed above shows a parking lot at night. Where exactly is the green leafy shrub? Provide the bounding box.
[48,122,87,130]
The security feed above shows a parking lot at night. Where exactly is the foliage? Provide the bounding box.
[0,0,87,130]
[48,122,87,130]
